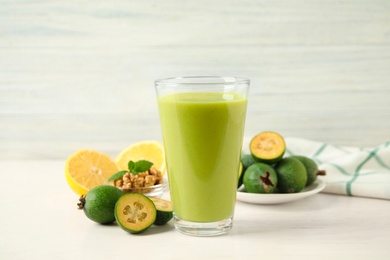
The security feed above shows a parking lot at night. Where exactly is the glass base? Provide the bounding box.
[174,215,233,237]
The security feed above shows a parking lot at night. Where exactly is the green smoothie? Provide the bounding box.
[158,92,247,222]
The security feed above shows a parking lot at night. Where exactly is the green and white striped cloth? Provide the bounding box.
[285,138,390,200]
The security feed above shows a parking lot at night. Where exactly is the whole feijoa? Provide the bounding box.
[243,163,278,193]
[275,157,307,193]
[239,153,257,188]
[241,153,257,170]
[77,185,123,224]
[290,155,326,186]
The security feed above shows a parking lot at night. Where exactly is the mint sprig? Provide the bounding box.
[129,160,153,175]
[108,160,153,182]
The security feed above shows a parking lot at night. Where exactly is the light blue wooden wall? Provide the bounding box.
[1,0,389,159]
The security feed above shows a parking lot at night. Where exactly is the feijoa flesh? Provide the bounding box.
[77,185,123,224]
[250,131,286,165]
[115,193,156,234]
[290,155,326,186]
[243,163,278,193]
[275,157,307,193]
[150,197,173,225]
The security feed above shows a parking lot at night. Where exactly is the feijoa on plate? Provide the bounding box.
[275,157,307,193]
[290,155,326,186]
[243,163,278,194]
[241,153,257,170]
[250,131,286,164]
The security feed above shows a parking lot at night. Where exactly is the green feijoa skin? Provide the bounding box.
[239,153,256,188]
[290,155,326,186]
[243,163,278,194]
[241,153,257,170]
[275,157,307,193]
[77,185,123,224]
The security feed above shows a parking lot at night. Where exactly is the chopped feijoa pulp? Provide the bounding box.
[150,197,173,225]
[250,131,286,164]
[115,193,156,234]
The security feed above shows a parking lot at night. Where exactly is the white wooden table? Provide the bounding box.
[0,160,389,259]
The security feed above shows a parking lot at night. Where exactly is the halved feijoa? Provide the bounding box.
[115,193,156,234]
[150,197,173,225]
[77,185,123,224]
[275,157,307,193]
[250,131,286,164]
[291,155,326,186]
[243,163,278,193]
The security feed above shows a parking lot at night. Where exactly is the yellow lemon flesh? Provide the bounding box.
[65,149,120,196]
[116,140,166,175]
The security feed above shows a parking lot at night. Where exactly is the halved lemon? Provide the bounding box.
[116,140,166,175]
[65,149,120,195]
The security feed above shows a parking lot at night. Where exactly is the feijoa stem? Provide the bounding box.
[317,170,326,176]
[77,195,86,210]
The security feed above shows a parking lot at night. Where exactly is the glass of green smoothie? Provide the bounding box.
[155,76,249,236]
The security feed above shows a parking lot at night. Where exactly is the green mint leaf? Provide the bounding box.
[107,170,128,182]
[128,160,153,175]
[128,161,135,171]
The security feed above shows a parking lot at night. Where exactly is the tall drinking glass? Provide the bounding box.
[155,76,249,236]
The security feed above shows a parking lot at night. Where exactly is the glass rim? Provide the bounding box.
[155,76,250,86]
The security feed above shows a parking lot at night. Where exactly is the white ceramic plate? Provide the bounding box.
[236,179,325,205]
